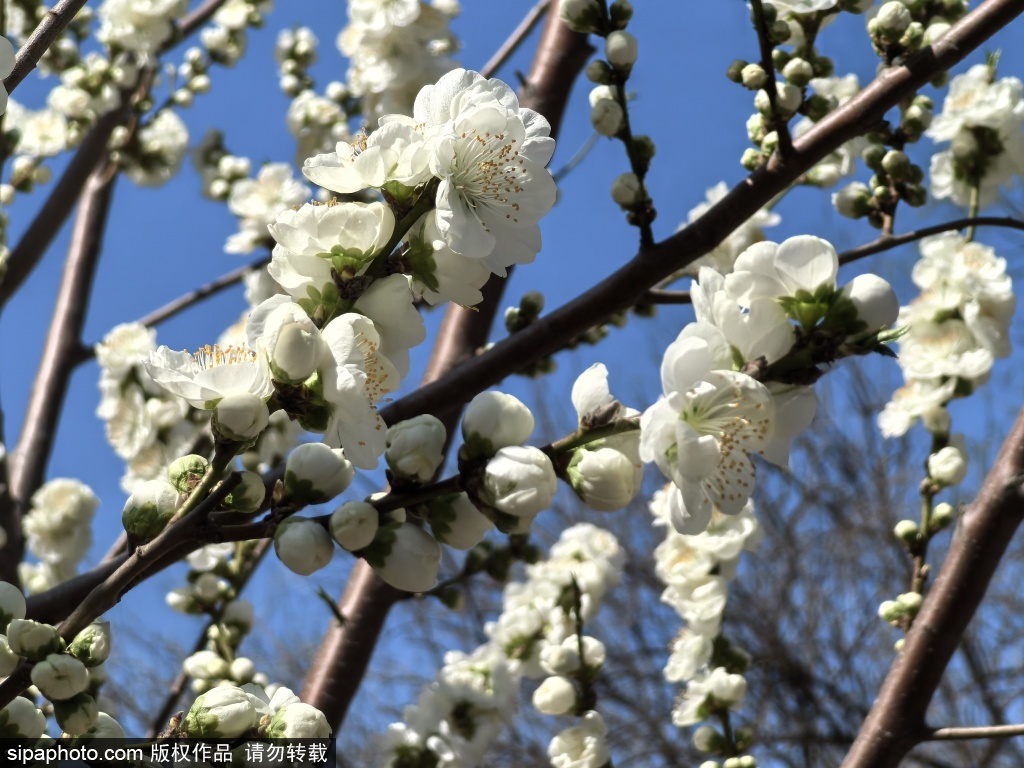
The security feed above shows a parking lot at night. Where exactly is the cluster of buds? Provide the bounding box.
[868,0,968,64]
[171,46,214,109]
[274,27,318,97]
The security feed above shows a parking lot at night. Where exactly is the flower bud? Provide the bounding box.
[76,712,126,740]
[31,653,90,700]
[878,599,903,623]
[832,182,872,219]
[611,173,642,208]
[875,1,912,40]
[283,442,355,505]
[740,64,767,90]
[223,471,266,514]
[428,493,493,550]
[541,635,607,675]
[185,685,258,737]
[567,447,641,511]
[269,321,321,384]
[330,501,379,551]
[605,31,638,69]
[928,445,967,486]
[897,591,924,614]
[168,455,209,494]
[559,0,603,34]
[0,635,18,676]
[69,622,111,667]
[0,581,26,634]
[184,650,230,680]
[54,692,99,735]
[265,702,332,738]
[0,696,46,738]
[533,676,577,716]
[274,518,335,576]
[693,725,724,753]
[708,668,747,705]
[222,600,255,632]
[213,392,270,442]
[881,149,911,180]
[781,57,814,87]
[894,519,919,543]
[590,96,624,136]
[386,415,447,483]
[483,446,558,519]
[230,657,255,684]
[776,83,803,115]
[462,391,535,457]
[931,502,955,530]
[7,619,63,661]
[609,0,632,28]
[370,523,441,593]
[727,59,748,83]
[122,479,182,541]
[841,274,900,331]
[922,406,951,437]
[585,60,613,84]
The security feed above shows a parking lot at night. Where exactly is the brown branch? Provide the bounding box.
[0,166,117,586]
[841,408,1024,767]
[2,0,89,96]
[642,288,692,305]
[837,216,1024,265]
[299,11,594,731]
[925,724,1024,741]
[480,0,551,79]
[376,0,1024,431]
[162,0,228,52]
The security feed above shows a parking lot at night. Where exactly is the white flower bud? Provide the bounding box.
[270,322,321,384]
[932,502,955,529]
[168,454,209,494]
[589,90,624,136]
[283,443,355,505]
[462,391,535,457]
[776,83,803,115]
[483,446,558,519]
[69,622,111,667]
[31,653,90,700]
[195,572,228,602]
[185,685,258,737]
[708,668,746,705]
[7,619,63,661]
[184,650,230,680]
[894,519,919,543]
[928,445,967,486]
[122,479,182,541]
[559,0,603,34]
[832,182,872,219]
[224,471,266,514]
[386,415,447,483]
[213,392,270,442]
[781,57,814,87]
[274,518,335,576]
[371,524,441,593]
[897,591,924,613]
[78,712,126,739]
[740,64,767,90]
[54,692,99,735]
[428,493,493,550]
[330,501,379,551]
[610,173,642,207]
[533,676,577,715]
[567,447,641,511]
[0,635,18,676]
[542,634,607,675]
[0,581,27,632]
[605,31,638,68]
[841,274,900,331]
[0,696,46,738]
[876,1,912,38]
[923,20,951,45]
[693,725,722,753]
[265,702,332,738]
[878,599,902,622]
[922,406,951,437]
[222,600,255,632]
[230,657,255,684]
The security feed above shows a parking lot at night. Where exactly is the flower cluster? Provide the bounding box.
[95,323,208,493]
[224,161,311,254]
[200,0,272,67]
[650,488,760,743]
[377,523,623,767]
[879,232,1014,437]
[117,108,190,187]
[183,683,330,739]
[927,63,1024,208]
[339,0,461,125]
[18,480,99,595]
[97,0,187,56]
[642,236,898,535]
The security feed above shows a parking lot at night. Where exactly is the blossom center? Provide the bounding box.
[192,344,256,370]
[451,128,527,221]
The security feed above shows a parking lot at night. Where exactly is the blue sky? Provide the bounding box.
[3,0,1024,755]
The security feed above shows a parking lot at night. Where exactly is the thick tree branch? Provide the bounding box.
[2,0,89,96]
[377,0,1024,430]
[0,166,116,585]
[841,408,1024,767]
[299,8,593,730]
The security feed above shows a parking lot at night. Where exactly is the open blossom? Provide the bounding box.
[144,344,272,410]
[124,110,189,187]
[725,235,839,306]
[225,163,311,254]
[303,120,433,194]
[640,326,773,535]
[97,0,188,55]
[419,69,557,276]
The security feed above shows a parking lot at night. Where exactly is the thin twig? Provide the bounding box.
[925,724,1024,741]
[481,0,551,79]
[641,288,692,305]
[837,216,1024,265]
[749,0,794,158]
[2,0,89,96]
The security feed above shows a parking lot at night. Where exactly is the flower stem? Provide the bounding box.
[965,183,981,242]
